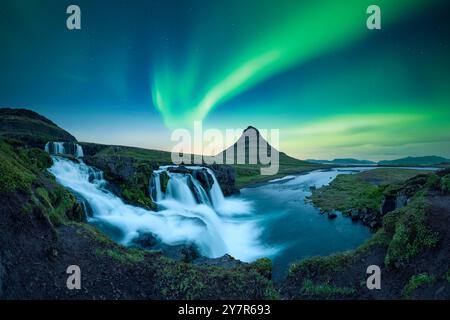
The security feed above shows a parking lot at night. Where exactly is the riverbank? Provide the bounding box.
[282,168,450,299]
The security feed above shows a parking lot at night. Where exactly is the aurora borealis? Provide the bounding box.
[1,0,449,160]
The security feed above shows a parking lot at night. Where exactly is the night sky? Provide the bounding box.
[1,0,449,160]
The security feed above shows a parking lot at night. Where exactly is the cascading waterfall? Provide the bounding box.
[45,143,274,262]
[45,141,84,158]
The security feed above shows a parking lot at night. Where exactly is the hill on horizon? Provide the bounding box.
[0,107,76,147]
[306,158,376,165]
[378,156,450,166]
[214,126,321,186]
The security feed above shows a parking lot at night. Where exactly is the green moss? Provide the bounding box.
[36,184,83,226]
[97,247,145,265]
[445,269,450,283]
[309,173,383,213]
[160,171,170,193]
[122,187,156,210]
[289,251,353,278]
[0,141,35,194]
[72,222,114,245]
[19,148,52,171]
[403,273,436,298]
[385,196,440,267]
[154,256,279,300]
[252,258,273,279]
[301,280,356,298]
[425,173,440,189]
[440,174,450,194]
[309,169,431,215]
[359,169,431,186]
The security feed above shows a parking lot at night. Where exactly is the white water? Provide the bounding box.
[47,156,275,261]
[45,141,84,158]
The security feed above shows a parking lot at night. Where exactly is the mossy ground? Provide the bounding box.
[309,168,431,214]
[384,195,440,267]
[284,169,448,299]
[403,273,436,298]
[301,280,356,298]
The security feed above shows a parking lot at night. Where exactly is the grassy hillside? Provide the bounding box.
[0,108,76,147]
[309,168,432,214]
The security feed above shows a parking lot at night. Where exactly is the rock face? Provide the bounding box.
[192,169,214,192]
[0,108,76,147]
[209,164,239,196]
[380,174,431,216]
[83,154,156,210]
[164,164,238,196]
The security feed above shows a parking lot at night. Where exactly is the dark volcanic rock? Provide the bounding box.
[167,166,191,174]
[327,212,338,219]
[381,195,397,215]
[193,169,214,192]
[131,231,160,248]
[350,209,360,221]
[209,164,239,196]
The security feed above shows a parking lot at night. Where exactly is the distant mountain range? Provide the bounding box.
[306,158,376,165]
[378,156,450,165]
[307,156,450,166]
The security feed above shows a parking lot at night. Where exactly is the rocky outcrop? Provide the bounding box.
[164,165,238,196]
[345,208,381,229]
[193,169,214,192]
[84,154,156,210]
[208,164,239,196]
[380,174,432,216]
[327,212,337,219]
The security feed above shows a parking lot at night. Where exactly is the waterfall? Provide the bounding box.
[47,145,274,262]
[45,141,84,158]
[150,166,230,212]
[75,144,84,158]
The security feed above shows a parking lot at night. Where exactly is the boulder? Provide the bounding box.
[327,212,338,219]
[131,231,160,248]
[351,209,360,221]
